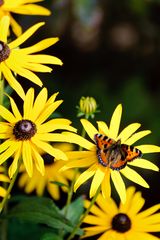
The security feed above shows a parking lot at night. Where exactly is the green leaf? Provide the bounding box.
[41,232,63,240]
[62,196,84,226]
[6,196,74,233]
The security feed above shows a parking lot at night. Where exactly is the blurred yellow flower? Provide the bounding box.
[0,87,76,178]
[0,166,10,199]
[0,0,51,36]
[82,186,160,240]
[0,16,62,99]
[18,143,78,200]
[61,104,160,203]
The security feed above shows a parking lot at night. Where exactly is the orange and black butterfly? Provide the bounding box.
[94,133,142,170]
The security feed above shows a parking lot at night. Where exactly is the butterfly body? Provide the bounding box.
[94,134,142,170]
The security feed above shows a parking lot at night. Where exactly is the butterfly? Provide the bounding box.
[94,133,142,170]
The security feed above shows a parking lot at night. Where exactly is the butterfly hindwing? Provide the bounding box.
[121,144,142,162]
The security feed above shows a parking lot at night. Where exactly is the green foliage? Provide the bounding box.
[62,196,84,226]
[4,196,82,236]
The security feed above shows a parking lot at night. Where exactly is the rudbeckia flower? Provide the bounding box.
[0,87,76,178]
[82,186,160,240]
[61,104,160,203]
[0,16,62,99]
[0,0,51,36]
[0,166,10,199]
[18,143,78,200]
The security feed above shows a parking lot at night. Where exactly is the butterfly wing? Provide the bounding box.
[94,134,116,167]
[121,144,142,162]
[109,144,142,170]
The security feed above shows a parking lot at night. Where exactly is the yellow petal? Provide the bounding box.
[90,168,105,198]
[0,186,7,198]
[10,14,22,36]
[1,63,25,99]
[0,141,19,165]
[109,104,122,139]
[31,138,67,160]
[97,121,109,135]
[136,145,160,153]
[31,144,45,175]
[74,164,97,192]
[22,62,52,72]
[83,215,106,226]
[23,88,34,119]
[111,170,126,203]
[9,22,45,49]
[0,139,15,154]
[0,105,16,123]
[119,186,136,213]
[128,191,145,216]
[118,123,141,142]
[125,232,159,240]
[0,16,10,43]
[6,95,22,120]
[61,157,96,170]
[121,166,149,188]
[22,141,33,177]
[8,144,22,178]
[125,130,151,145]
[61,132,95,150]
[128,158,159,171]
[66,151,94,159]
[101,169,111,199]
[18,38,58,54]
[35,100,63,125]
[6,55,43,86]
[136,204,160,219]
[80,119,98,141]
[38,120,76,133]
[31,87,47,121]
[0,175,10,182]
[11,4,51,15]
[97,193,118,216]
[24,54,63,65]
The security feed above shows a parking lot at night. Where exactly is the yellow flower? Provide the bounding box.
[0,0,51,36]
[0,16,62,99]
[82,186,160,240]
[61,104,160,203]
[18,143,78,200]
[0,166,10,199]
[0,87,77,178]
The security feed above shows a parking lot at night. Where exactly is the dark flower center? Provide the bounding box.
[0,0,4,7]
[42,153,55,165]
[112,213,131,233]
[0,41,10,62]
[13,120,37,140]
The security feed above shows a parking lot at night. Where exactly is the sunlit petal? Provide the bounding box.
[109,104,122,139]
[111,170,126,203]
[97,121,109,135]
[74,164,97,192]
[121,166,149,188]
[128,158,159,171]
[118,123,141,142]
[81,119,98,141]
[90,167,105,198]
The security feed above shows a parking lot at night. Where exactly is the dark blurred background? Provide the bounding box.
[12,0,160,238]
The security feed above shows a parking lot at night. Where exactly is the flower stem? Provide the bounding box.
[0,161,20,213]
[66,185,101,240]
[0,78,4,106]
